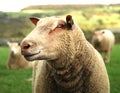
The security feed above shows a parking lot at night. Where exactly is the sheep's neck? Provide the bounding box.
[48,30,91,92]
[48,45,91,92]
[48,54,90,93]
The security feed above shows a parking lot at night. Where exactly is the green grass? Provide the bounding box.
[0,44,120,93]
[0,47,32,93]
[106,44,120,93]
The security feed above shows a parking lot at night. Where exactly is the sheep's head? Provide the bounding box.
[92,30,105,46]
[7,42,21,57]
[21,15,75,61]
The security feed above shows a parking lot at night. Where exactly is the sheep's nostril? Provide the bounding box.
[23,44,30,49]
[21,40,37,52]
[21,41,32,51]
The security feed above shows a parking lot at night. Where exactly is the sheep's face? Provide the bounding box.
[7,42,21,56]
[21,15,74,61]
[92,30,104,46]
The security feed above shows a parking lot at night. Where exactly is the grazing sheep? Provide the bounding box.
[92,29,115,63]
[20,15,110,93]
[7,42,34,69]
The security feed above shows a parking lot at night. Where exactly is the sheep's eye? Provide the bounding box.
[57,25,62,28]
[57,24,65,28]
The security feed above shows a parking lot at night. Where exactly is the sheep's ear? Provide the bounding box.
[18,42,21,46]
[29,17,39,25]
[66,15,74,30]
[7,41,10,46]
[102,31,105,34]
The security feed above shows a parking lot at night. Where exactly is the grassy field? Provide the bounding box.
[0,47,32,93]
[106,44,120,93]
[0,44,120,93]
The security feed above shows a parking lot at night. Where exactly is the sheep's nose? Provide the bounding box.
[21,40,34,52]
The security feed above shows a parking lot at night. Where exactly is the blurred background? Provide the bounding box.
[0,0,120,93]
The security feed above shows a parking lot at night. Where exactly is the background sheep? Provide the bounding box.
[91,29,115,63]
[20,15,110,93]
[7,42,34,69]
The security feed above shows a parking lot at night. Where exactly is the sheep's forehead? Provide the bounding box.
[9,43,18,47]
[10,44,20,54]
[94,31,104,35]
[37,17,65,27]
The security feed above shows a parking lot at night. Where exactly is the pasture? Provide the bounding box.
[0,4,120,93]
[0,44,120,93]
[0,47,32,93]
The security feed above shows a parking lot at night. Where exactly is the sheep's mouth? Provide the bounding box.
[23,51,41,61]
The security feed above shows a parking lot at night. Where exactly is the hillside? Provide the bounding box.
[21,4,105,10]
[21,4,120,11]
[0,4,120,45]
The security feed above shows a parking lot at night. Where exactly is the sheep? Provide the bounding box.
[20,15,110,93]
[91,29,115,63]
[7,42,34,69]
